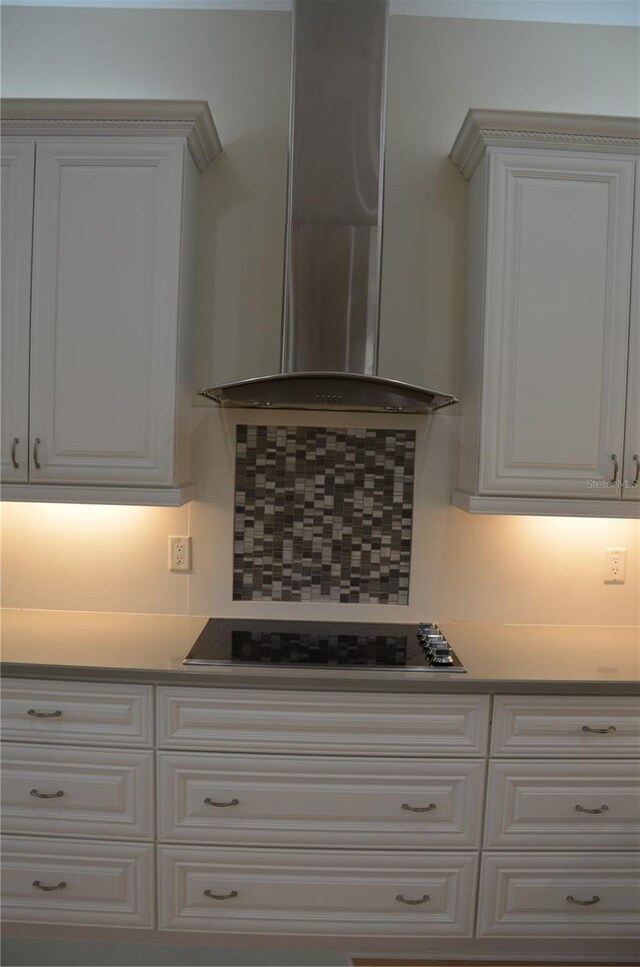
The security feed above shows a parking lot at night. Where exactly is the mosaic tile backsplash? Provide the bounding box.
[233,425,416,604]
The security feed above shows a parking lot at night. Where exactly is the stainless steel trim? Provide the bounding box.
[204,797,239,808]
[27,709,62,718]
[204,889,238,900]
[566,895,600,906]
[575,804,609,814]
[199,371,457,413]
[30,789,64,799]
[32,437,41,470]
[582,725,617,734]
[401,802,436,813]
[396,894,430,905]
[10,437,19,469]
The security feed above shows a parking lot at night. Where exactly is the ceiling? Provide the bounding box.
[3,0,639,26]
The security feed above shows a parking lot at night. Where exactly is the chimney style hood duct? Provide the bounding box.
[199,0,457,414]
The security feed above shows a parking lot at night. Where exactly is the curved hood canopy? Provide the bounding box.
[199,0,457,415]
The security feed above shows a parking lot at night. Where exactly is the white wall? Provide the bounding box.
[1,6,639,626]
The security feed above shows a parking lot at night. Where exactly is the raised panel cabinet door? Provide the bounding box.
[157,753,485,848]
[622,158,640,502]
[1,835,154,927]
[158,846,478,937]
[480,150,635,497]
[1,139,35,483]
[29,138,185,485]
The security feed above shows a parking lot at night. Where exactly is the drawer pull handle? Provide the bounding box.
[204,797,239,808]
[10,437,19,469]
[575,804,609,814]
[582,725,616,734]
[632,454,639,488]
[401,802,436,813]
[396,894,430,905]
[27,709,62,719]
[32,880,66,892]
[566,894,600,906]
[204,889,238,901]
[33,437,41,470]
[30,789,64,799]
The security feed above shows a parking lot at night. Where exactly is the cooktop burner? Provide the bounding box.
[183,619,465,672]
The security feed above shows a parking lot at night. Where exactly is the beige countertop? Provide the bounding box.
[1,609,639,694]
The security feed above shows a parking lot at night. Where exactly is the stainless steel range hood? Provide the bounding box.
[199,0,457,414]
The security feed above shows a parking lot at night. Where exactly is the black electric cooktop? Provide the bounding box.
[183,619,466,672]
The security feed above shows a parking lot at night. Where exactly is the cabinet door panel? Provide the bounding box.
[481,151,634,497]
[158,753,485,848]
[158,846,477,936]
[623,159,640,502]
[478,852,640,938]
[29,139,184,485]
[2,836,153,927]
[1,140,34,483]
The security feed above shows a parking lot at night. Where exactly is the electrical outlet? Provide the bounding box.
[169,536,192,573]
[604,547,626,584]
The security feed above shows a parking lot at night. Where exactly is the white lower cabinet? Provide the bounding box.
[157,752,485,848]
[478,852,640,938]
[482,693,640,943]
[2,679,638,957]
[1,678,155,929]
[158,846,478,937]
[1,835,154,928]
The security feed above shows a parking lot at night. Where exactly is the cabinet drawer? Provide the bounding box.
[478,852,640,938]
[158,845,477,937]
[1,679,153,747]
[2,744,153,840]
[157,688,489,755]
[158,753,485,848]
[484,759,640,848]
[491,695,640,756]
[1,836,153,927]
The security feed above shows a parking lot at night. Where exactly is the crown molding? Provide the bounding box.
[0,98,222,172]
[450,109,640,180]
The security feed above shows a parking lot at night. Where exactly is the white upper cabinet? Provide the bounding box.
[622,160,640,503]
[451,111,640,517]
[0,100,221,506]
[1,140,35,484]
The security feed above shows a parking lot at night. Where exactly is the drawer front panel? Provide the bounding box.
[158,846,477,936]
[1,836,153,927]
[157,688,489,756]
[2,744,154,839]
[1,679,153,747]
[158,753,485,848]
[484,759,640,848]
[491,696,640,756]
[478,852,640,938]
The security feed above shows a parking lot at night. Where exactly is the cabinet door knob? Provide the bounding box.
[33,437,41,470]
[27,709,62,719]
[401,802,436,813]
[566,894,600,906]
[582,724,616,734]
[10,437,19,469]
[396,894,430,905]
[204,797,239,808]
[32,880,66,892]
[30,789,64,800]
[203,889,238,900]
[575,804,609,814]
